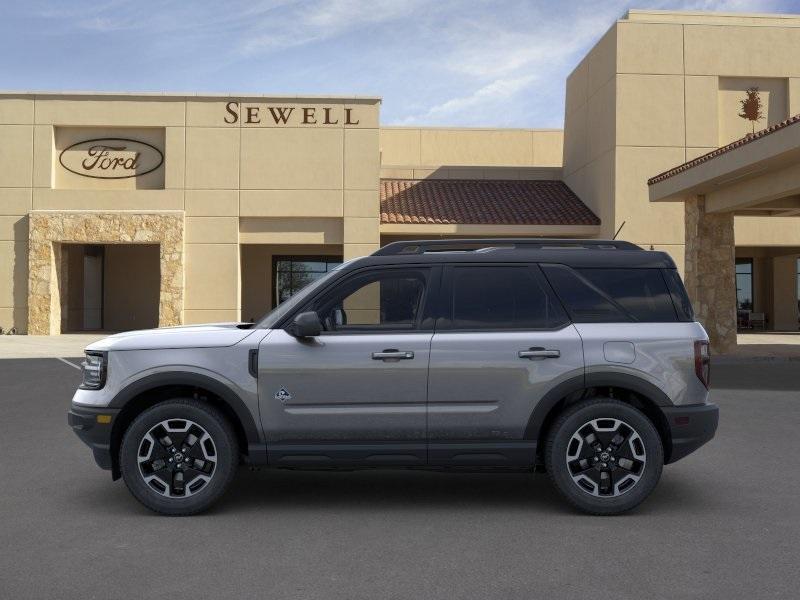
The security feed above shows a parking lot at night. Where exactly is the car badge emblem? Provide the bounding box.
[274,387,292,403]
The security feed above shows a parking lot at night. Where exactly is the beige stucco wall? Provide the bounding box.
[0,93,380,333]
[563,10,800,267]
[379,127,564,180]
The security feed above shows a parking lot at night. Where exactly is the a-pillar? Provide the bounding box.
[684,195,737,353]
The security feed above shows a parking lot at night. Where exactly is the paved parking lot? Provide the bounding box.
[1,357,798,599]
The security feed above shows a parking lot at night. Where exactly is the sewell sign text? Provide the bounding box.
[58,138,164,179]
[224,102,361,126]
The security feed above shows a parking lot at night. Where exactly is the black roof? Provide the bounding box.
[349,239,676,269]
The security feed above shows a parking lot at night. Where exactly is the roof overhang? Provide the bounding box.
[648,116,800,215]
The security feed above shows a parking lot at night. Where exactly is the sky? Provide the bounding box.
[2,0,800,128]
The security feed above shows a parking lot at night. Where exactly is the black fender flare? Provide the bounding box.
[584,371,673,407]
[523,375,585,440]
[523,372,673,441]
[109,371,262,447]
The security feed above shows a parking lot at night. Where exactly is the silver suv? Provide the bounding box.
[68,239,718,516]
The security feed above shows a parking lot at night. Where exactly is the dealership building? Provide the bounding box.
[2,9,800,351]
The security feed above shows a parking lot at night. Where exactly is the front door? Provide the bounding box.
[427,264,584,466]
[258,265,439,466]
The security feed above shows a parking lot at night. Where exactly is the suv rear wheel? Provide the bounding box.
[120,399,238,515]
[545,398,663,515]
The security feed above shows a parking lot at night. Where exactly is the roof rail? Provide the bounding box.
[372,238,642,256]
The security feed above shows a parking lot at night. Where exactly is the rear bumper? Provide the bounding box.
[663,402,719,464]
[68,405,120,471]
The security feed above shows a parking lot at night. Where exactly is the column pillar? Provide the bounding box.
[684,195,737,353]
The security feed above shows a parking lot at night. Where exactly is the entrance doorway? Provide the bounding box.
[64,244,160,332]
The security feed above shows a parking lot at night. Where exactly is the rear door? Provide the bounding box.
[427,264,584,466]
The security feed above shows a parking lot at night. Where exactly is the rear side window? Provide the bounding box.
[542,265,678,322]
[577,268,676,322]
[541,264,629,322]
[450,266,568,330]
[662,268,695,321]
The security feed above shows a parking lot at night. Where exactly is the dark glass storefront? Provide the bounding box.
[273,256,342,307]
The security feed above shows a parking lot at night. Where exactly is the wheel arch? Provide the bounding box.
[108,372,264,480]
[526,373,674,465]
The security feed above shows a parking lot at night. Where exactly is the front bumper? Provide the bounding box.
[68,405,120,471]
[662,402,719,464]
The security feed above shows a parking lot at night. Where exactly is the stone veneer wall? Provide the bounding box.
[684,196,737,353]
[28,211,184,335]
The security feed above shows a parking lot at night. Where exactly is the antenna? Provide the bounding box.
[612,221,626,240]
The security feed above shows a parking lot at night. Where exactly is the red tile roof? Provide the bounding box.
[648,114,800,185]
[380,179,600,226]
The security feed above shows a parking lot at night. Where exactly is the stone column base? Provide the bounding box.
[684,196,737,354]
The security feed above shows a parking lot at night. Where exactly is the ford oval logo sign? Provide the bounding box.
[58,138,164,179]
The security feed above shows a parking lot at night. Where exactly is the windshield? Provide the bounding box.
[255,260,354,329]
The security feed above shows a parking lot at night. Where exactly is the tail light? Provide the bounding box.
[694,340,710,389]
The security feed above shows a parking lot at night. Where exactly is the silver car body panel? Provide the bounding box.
[257,329,432,442]
[427,326,585,440]
[85,323,256,352]
[72,329,269,425]
[575,322,710,406]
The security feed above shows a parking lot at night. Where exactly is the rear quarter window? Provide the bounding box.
[542,265,679,323]
[662,268,695,321]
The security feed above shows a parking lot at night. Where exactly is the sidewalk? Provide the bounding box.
[717,332,800,363]
[0,333,110,359]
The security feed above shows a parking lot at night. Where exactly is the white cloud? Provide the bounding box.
[400,73,539,124]
[239,0,426,55]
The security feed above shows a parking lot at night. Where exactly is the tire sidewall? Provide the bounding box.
[546,399,664,515]
[120,399,237,515]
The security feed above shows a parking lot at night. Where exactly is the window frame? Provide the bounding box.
[286,264,441,336]
[735,257,754,312]
[272,255,343,309]
[436,263,571,333]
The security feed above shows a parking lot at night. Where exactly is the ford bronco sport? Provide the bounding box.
[68,239,718,515]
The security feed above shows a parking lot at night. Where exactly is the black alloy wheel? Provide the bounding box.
[120,399,238,516]
[545,398,664,515]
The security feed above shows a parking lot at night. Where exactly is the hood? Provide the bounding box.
[85,323,257,352]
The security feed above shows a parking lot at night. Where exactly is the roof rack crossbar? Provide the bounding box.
[372,238,642,256]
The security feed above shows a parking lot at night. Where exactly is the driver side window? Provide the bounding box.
[312,269,428,332]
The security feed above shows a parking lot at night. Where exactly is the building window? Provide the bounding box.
[735,258,753,311]
[273,256,342,307]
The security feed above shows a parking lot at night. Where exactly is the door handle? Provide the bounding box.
[372,349,414,360]
[519,347,560,360]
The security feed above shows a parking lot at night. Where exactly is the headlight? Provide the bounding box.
[80,351,107,390]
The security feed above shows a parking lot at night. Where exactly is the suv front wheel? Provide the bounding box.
[120,399,239,515]
[545,398,663,515]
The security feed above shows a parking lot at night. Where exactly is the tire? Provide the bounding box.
[120,399,239,516]
[545,398,663,515]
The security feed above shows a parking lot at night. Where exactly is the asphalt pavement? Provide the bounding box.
[0,357,798,600]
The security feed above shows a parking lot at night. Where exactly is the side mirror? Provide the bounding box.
[288,311,322,338]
